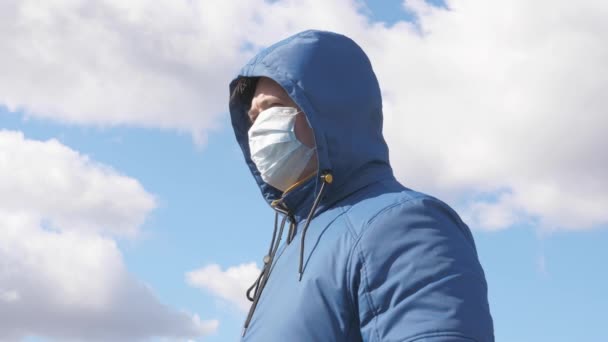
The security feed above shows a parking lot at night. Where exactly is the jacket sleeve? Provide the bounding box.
[348,196,494,342]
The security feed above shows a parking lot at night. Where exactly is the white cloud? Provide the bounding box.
[0,0,260,143]
[0,130,155,237]
[460,193,519,231]
[187,263,260,313]
[365,0,608,231]
[0,130,217,341]
[1,0,606,231]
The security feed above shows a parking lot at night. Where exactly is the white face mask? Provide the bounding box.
[248,107,316,191]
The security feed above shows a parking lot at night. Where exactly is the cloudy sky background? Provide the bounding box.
[1,0,607,341]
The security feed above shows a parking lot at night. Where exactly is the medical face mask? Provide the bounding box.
[248,107,316,192]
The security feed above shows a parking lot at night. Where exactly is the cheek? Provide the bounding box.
[294,114,315,148]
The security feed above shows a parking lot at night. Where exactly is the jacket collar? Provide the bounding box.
[273,163,395,224]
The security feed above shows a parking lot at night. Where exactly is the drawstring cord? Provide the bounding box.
[243,212,287,335]
[273,201,297,244]
[246,213,285,302]
[242,171,333,336]
[298,172,332,281]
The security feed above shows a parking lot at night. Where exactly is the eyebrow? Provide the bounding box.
[248,97,282,121]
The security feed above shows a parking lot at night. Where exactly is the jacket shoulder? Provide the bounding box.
[341,183,454,240]
[341,187,493,341]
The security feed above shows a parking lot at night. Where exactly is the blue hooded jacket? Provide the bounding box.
[229,30,494,342]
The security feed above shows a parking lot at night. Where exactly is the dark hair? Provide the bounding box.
[231,77,259,111]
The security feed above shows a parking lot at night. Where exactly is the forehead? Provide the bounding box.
[253,77,291,102]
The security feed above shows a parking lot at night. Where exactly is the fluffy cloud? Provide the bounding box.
[0,0,256,143]
[0,130,155,237]
[1,0,606,231]
[0,130,217,340]
[187,263,260,313]
[363,0,608,231]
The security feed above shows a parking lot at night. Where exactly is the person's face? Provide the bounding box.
[248,77,318,184]
[248,77,315,149]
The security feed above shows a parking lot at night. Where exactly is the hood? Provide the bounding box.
[229,30,393,221]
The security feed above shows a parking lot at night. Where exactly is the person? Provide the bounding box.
[228,30,494,342]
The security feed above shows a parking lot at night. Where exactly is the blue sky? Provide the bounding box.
[1,1,607,341]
